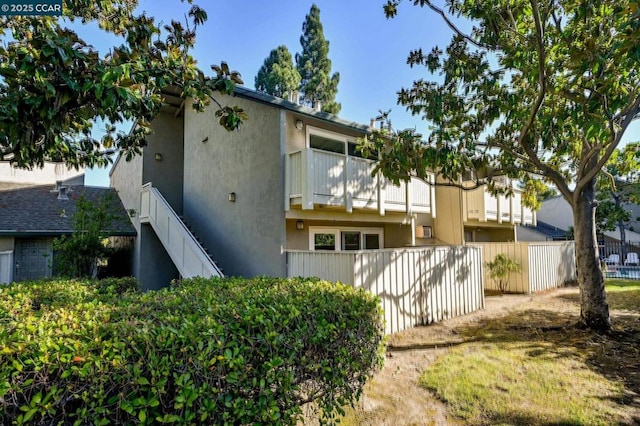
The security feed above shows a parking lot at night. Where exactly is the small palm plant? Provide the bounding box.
[485,253,521,294]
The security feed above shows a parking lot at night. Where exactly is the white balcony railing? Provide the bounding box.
[464,184,536,226]
[285,148,435,215]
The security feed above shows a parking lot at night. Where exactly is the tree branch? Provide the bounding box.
[577,97,640,191]
[420,0,496,50]
[516,0,571,201]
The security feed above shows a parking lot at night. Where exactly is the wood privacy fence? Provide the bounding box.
[469,241,576,293]
[287,247,484,335]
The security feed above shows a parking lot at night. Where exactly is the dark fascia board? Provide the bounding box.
[233,86,371,134]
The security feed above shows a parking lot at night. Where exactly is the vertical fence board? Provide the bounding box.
[287,246,484,335]
[471,242,575,293]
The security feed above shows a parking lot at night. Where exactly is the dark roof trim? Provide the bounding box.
[233,86,371,133]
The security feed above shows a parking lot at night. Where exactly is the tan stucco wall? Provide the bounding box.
[284,111,367,154]
[383,223,413,247]
[183,94,286,277]
[0,237,14,251]
[286,219,422,250]
[434,186,465,245]
[466,226,516,243]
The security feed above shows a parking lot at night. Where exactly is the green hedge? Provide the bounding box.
[0,276,385,425]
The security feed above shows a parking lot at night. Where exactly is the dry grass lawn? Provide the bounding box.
[337,281,640,426]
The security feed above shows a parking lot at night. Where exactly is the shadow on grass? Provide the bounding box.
[388,287,640,425]
[453,292,640,425]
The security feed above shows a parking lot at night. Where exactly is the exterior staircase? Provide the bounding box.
[139,183,224,278]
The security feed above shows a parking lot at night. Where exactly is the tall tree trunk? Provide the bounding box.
[573,180,611,331]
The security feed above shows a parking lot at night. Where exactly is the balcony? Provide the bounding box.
[285,148,435,215]
[464,181,536,226]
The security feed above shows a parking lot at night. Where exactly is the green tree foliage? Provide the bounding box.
[486,253,521,294]
[596,142,640,256]
[0,277,384,425]
[366,0,640,331]
[0,0,246,169]
[255,45,301,99]
[53,194,116,278]
[296,4,341,114]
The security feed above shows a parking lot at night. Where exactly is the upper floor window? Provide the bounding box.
[310,134,345,154]
[307,126,374,159]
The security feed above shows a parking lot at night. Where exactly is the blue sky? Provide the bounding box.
[84,0,639,186]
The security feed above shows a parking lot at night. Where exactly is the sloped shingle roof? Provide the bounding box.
[0,185,136,236]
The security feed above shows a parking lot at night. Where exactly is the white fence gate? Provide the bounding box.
[287,246,485,335]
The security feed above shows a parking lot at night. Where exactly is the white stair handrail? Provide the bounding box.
[140,182,223,278]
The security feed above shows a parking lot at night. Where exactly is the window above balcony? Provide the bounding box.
[307,127,372,159]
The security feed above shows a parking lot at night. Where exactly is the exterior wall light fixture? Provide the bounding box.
[296,220,304,230]
[155,153,163,161]
[228,192,236,202]
[295,120,304,131]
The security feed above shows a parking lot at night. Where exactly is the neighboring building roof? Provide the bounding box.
[0,185,136,236]
[536,195,573,231]
[520,220,570,241]
[603,227,640,244]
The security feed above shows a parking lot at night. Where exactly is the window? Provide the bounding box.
[314,233,336,251]
[364,234,380,249]
[342,232,361,250]
[309,227,384,251]
[308,127,361,157]
[310,134,345,154]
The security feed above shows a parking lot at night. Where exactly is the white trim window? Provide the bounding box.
[309,226,384,251]
[307,126,372,159]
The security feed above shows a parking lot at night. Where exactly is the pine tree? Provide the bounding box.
[295,4,341,114]
[255,46,301,99]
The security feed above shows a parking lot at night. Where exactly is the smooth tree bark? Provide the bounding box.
[573,176,610,330]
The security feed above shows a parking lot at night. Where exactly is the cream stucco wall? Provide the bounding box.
[0,162,84,185]
[183,95,286,277]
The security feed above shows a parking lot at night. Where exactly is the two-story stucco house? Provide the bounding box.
[110,87,535,289]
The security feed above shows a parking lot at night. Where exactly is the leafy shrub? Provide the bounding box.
[93,276,140,295]
[0,276,385,425]
[53,195,117,278]
[485,253,521,293]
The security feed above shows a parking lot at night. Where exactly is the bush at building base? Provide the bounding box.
[0,276,385,425]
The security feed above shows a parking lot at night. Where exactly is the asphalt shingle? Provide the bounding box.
[0,185,136,236]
